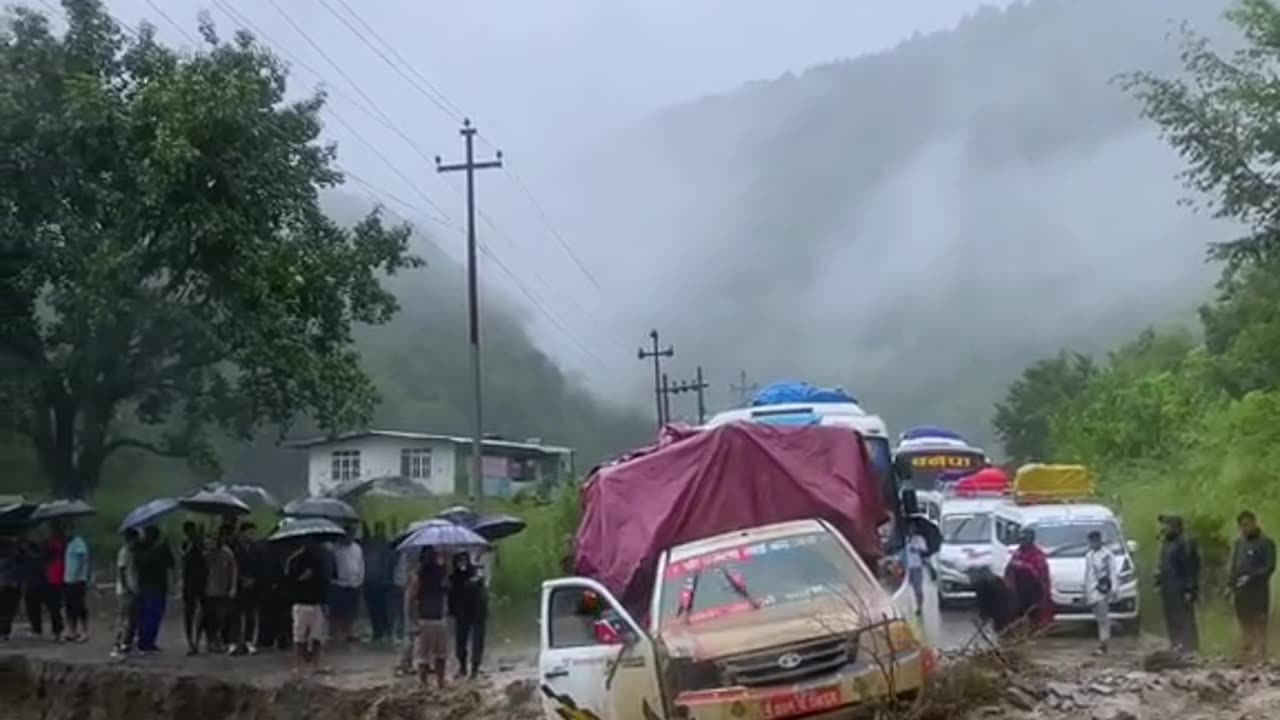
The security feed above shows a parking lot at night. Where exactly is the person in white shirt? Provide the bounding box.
[1083,530,1116,655]
[330,534,364,646]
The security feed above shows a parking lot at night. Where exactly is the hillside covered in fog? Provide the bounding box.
[542,0,1237,451]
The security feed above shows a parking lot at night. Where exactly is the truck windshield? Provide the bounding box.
[658,531,879,627]
[1033,521,1122,558]
[941,513,991,545]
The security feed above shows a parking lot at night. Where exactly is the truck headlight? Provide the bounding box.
[665,657,725,694]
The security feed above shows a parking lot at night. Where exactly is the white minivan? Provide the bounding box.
[987,502,1140,630]
[934,495,1010,604]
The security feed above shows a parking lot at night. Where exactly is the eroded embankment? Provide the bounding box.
[0,656,540,720]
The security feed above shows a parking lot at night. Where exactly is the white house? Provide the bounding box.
[286,429,575,498]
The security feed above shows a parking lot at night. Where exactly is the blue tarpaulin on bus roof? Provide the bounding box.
[900,425,967,443]
[750,381,857,407]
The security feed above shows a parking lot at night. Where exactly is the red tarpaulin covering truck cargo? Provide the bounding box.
[574,422,888,611]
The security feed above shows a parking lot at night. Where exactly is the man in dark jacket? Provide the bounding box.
[448,551,489,678]
[179,522,206,656]
[1155,514,1200,654]
[231,522,264,655]
[361,522,393,644]
[1229,510,1276,661]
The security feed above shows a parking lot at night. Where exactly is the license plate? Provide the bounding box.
[761,686,842,718]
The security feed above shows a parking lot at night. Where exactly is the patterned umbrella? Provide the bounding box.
[396,520,489,552]
[205,483,279,509]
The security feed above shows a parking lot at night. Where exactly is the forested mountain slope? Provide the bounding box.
[549,0,1236,451]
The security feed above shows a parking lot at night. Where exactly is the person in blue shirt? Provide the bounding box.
[63,522,90,643]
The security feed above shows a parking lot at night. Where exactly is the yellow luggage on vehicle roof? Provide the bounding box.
[1012,463,1094,503]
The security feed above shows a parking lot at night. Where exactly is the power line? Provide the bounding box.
[318,0,467,122]
[312,1,633,323]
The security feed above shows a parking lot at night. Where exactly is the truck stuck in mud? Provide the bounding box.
[537,421,939,719]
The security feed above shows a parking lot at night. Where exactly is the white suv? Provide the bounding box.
[987,503,1140,630]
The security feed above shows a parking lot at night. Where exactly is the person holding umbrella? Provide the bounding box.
[135,526,175,652]
[63,521,90,643]
[179,522,207,655]
[42,521,68,642]
[408,545,450,689]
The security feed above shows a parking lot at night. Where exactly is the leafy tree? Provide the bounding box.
[992,350,1096,463]
[0,1,418,497]
[1120,0,1280,272]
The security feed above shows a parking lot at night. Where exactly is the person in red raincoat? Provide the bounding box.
[1005,528,1053,631]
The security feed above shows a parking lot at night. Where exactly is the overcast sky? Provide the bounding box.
[73,1,1013,382]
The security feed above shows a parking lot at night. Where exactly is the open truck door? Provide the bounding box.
[539,577,666,720]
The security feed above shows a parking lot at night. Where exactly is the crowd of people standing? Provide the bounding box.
[0,519,92,643]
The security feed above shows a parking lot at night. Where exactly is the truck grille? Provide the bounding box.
[721,637,853,687]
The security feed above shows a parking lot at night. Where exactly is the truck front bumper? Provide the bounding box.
[674,648,930,720]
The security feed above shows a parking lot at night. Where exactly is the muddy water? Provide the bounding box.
[0,655,541,720]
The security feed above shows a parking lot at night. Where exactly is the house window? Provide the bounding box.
[400,448,432,479]
[331,450,361,482]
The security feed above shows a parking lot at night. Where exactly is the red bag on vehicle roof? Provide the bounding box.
[575,423,887,612]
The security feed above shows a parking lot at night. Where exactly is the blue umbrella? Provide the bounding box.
[119,498,180,532]
[472,514,526,542]
[396,519,489,552]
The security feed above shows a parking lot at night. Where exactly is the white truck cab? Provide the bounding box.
[538,519,933,720]
[986,465,1140,629]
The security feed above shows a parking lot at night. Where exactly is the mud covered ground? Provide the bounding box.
[0,655,542,720]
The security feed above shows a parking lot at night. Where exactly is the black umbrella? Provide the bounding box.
[472,514,527,542]
[281,496,358,522]
[31,499,96,522]
[179,490,251,516]
[323,477,379,503]
[0,503,37,525]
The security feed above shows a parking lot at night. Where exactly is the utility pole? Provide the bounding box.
[665,366,710,424]
[730,369,759,406]
[637,329,674,428]
[661,373,672,427]
[436,119,502,505]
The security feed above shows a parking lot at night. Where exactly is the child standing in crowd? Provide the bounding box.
[63,522,90,643]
